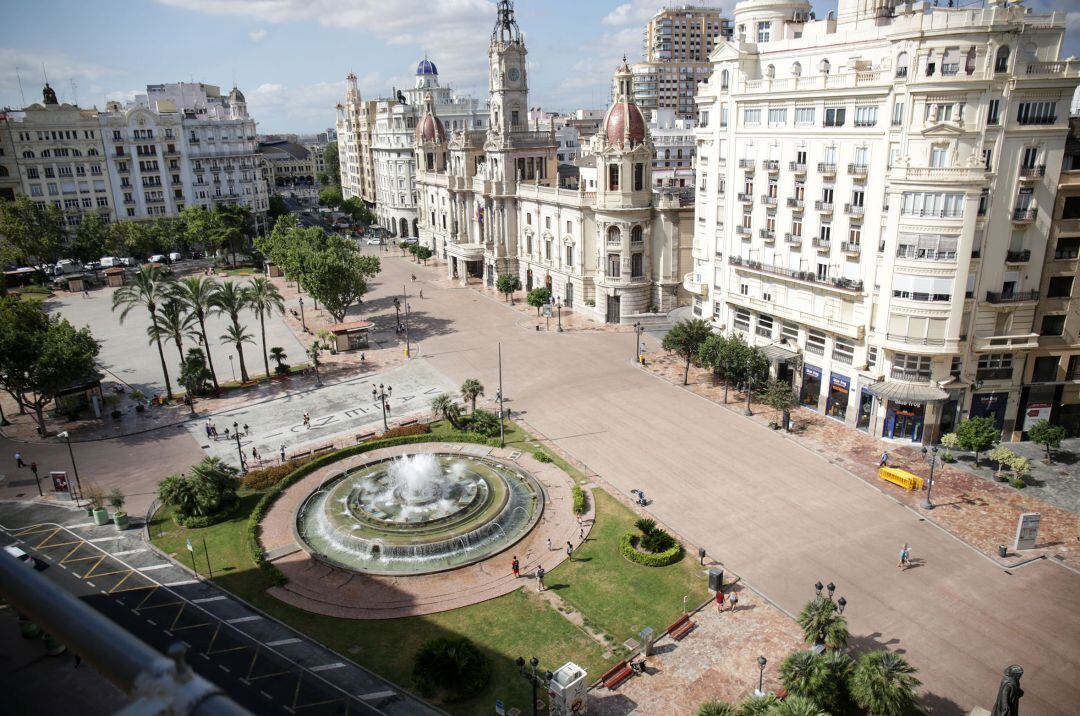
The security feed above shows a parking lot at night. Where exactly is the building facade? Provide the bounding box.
[415,2,694,323]
[693,0,1078,444]
[258,140,317,188]
[336,73,379,206]
[649,108,697,188]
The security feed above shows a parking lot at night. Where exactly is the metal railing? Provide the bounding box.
[787,197,804,209]
[847,163,868,175]
[760,228,775,240]
[760,195,777,206]
[844,203,864,216]
[763,160,780,172]
[738,159,755,169]
[1005,250,1031,263]
[985,290,1039,303]
[1011,208,1037,222]
[1018,165,1046,180]
[817,163,837,174]
[789,162,807,173]
[814,200,833,212]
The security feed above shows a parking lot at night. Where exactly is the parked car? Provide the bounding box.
[119,257,137,267]
[84,261,102,272]
[365,237,382,245]
[99,256,121,268]
[147,254,169,264]
[3,544,35,568]
[54,259,84,275]
[168,252,182,263]
[400,237,419,245]
[190,251,205,260]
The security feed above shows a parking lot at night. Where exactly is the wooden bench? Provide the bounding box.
[355,432,376,444]
[312,444,335,455]
[397,419,418,428]
[599,660,634,690]
[666,613,696,641]
[288,449,312,461]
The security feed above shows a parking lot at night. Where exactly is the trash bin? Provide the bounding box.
[998,545,1008,558]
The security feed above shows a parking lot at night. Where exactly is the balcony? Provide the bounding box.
[973,333,1040,353]
[841,242,861,255]
[1018,164,1045,181]
[789,161,807,174]
[739,159,755,171]
[1011,208,1037,223]
[890,368,933,383]
[787,197,804,210]
[784,233,802,244]
[763,160,780,173]
[1017,115,1056,126]
[728,255,864,293]
[683,271,707,295]
[817,163,837,175]
[813,237,831,251]
[847,163,868,177]
[760,228,776,241]
[735,225,752,236]
[737,192,754,203]
[985,290,1039,304]
[1005,250,1031,264]
[760,195,777,207]
[976,368,1014,382]
[814,200,833,213]
[844,203,864,217]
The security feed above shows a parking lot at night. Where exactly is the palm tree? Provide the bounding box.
[797,596,849,650]
[158,474,199,517]
[431,393,462,429]
[736,694,778,716]
[460,378,484,413]
[112,264,176,399]
[697,702,734,716]
[246,277,284,380]
[269,346,288,375]
[763,695,827,716]
[211,281,253,382]
[179,347,213,407]
[175,276,222,391]
[849,651,921,716]
[779,651,825,702]
[220,323,255,383]
[148,297,200,366]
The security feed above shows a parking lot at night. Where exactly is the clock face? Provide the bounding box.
[507,67,520,82]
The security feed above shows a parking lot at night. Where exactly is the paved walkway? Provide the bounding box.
[260,443,591,618]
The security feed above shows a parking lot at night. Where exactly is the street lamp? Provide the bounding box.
[633,322,643,363]
[234,429,246,472]
[228,354,235,382]
[515,656,553,716]
[755,655,767,697]
[393,297,401,334]
[372,383,392,431]
[814,580,823,597]
[921,445,939,510]
[401,287,412,357]
[837,596,847,614]
[556,297,563,332]
[56,431,84,505]
[826,582,836,599]
[298,297,307,332]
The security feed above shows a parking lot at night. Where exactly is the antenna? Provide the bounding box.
[15,66,26,106]
[42,64,48,84]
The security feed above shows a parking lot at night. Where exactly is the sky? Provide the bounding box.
[1,0,1077,134]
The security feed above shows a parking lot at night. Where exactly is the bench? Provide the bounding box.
[599,660,634,690]
[396,419,418,428]
[312,444,335,455]
[666,613,696,641]
[878,467,924,491]
[288,449,312,461]
[355,432,376,444]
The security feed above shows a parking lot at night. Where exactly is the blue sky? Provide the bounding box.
[1,1,1076,134]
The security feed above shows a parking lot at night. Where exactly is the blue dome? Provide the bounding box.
[416,59,438,76]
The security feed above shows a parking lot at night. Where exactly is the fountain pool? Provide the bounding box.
[294,453,544,575]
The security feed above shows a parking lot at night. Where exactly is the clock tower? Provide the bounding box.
[488,0,527,135]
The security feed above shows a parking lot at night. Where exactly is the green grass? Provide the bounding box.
[221,267,257,276]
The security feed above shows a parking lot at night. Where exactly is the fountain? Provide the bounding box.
[294,453,544,575]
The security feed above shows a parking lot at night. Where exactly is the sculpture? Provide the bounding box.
[42,83,58,105]
[991,665,1024,716]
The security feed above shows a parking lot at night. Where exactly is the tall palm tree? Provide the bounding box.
[220,323,255,383]
[175,276,222,391]
[431,393,462,429]
[797,596,849,650]
[246,276,284,380]
[112,264,175,399]
[269,347,288,375]
[211,281,252,382]
[148,297,199,366]
[460,378,484,413]
[848,651,921,716]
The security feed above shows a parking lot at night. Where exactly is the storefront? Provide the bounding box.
[884,401,926,442]
[970,392,1009,431]
[855,388,874,432]
[825,373,851,421]
[800,365,822,410]
[865,379,949,444]
[760,343,800,387]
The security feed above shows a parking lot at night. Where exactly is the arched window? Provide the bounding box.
[925,50,936,76]
[819,59,831,75]
[791,61,802,77]
[765,64,775,79]
[0,166,8,177]
[87,148,98,156]
[895,52,909,78]
[995,46,1010,73]
[631,225,643,244]
[72,148,82,156]
[40,149,50,158]
[720,70,729,90]
[22,150,34,159]
[607,225,621,244]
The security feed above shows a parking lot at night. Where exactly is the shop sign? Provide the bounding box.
[830,373,850,392]
[803,365,822,379]
[1023,403,1052,431]
[1014,512,1040,550]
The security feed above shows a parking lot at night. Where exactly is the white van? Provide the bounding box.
[168,252,182,263]
[99,257,121,268]
[54,259,84,275]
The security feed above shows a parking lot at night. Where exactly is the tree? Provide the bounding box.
[431,393,462,429]
[212,281,253,383]
[411,636,490,701]
[267,195,290,227]
[319,185,344,209]
[526,286,552,316]
[696,333,728,385]
[955,416,1000,465]
[779,651,827,704]
[1028,419,1066,463]
[175,276,222,391]
[213,204,253,267]
[761,379,798,430]
[269,347,289,375]
[415,245,433,264]
[300,248,378,322]
[662,318,713,385]
[108,220,158,258]
[148,298,199,367]
[939,432,960,462]
[460,379,484,413]
[797,596,849,650]
[112,264,176,399]
[763,695,828,716]
[179,347,213,398]
[342,196,373,224]
[496,274,521,303]
[246,277,284,380]
[736,694,778,716]
[988,445,1018,480]
[848,651,921,716]
[322,143,341,187]
[69,213,109,264]
[0,195,66,266]
[158,457,238,518]
[179,205,218,256]
[697,702,734,716]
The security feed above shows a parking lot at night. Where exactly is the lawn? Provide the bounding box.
[150,421,706,714]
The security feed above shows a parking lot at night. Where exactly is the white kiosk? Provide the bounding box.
[548,661,588,715]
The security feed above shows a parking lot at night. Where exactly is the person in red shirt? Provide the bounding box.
[512,556,520,577]
[715,589,725,613]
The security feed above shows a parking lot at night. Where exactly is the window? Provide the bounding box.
[795,107,815,125]
[566,220,572,234]
[854,106,877,127]
[995,46,1010,73]
[791,219,802,237]
[1041,315,1066,336]
[867,346,878,368]
[892,102,904,126]
[631,225,643,243]
[566,245,574,267]
[631,253,644,277]
[1055,236,1080,259]
[756,314,773,338]
[977,353,1013,380]
[900,191,965,218]
[781,322,799,343]
[895,353,932,380]
[1021,146,1038,169]
[930,147,948,168]
[849,226,862,245]
[756,21,771,43]
[607,253,620,277]
[824,107,846,127]
[832,337,854,365]
[744,108,761,126]
[1031,356,1059,383]
[987,99,1000,125]
[1016,102,1056,125]
[768,108,787,125]
[1048,276,1074,298]
[733,309,750,332]
[633,163,644,191]
[608,164,619,190]
[982,148,993,171]
[720,70,729,90]
[819,224,832,242]
[806,330,826,356]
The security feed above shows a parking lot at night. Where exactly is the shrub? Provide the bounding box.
[412,637,491,701]
[1028,419,1067,462]
[241,460,311,491]
[1009,476,1026,489]
[463,409,500,437]
[955,416,1000,464]
[174,499,239,528]
[635,517,657,535]
[698,702,734,716]
[380,422,431,440]
[619,531,683,567]
[533,449,553,463]
[736,694,778,716]
[571,484,588,516]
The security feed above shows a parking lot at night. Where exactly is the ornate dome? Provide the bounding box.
[228,85,246,103]
[416,112,446,144]
[416,58,439,76]
[603,58,646,148]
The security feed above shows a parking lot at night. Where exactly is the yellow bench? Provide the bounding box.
[878,467,924,491]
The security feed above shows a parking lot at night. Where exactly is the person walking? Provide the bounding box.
[715,589,725,613]
[303,412,311,429]
[512,556,520,578]
[15,452,24,468]
[536,565,545,592]
[898,543,911,571]
[279,444,287,464]
[251,447,260,464]
[879,451,889,468]
[546,537,552,551]
[204,420,213,439]
[210,423,218,438]
[566,542,574,561]
[419,289,424,299]
[728,591,739,612]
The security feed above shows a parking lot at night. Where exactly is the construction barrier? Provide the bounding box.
[878,467,924,491]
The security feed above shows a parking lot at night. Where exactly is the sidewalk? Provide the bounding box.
[643,352,1080,571]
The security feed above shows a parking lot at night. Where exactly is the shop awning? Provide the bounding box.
[865,380,949,404]
[760,343,799,362]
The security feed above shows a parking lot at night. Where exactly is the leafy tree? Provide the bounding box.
[412,636,490,701]
[267,195,290,227]
[179,205,218,255]
[696,333,728,385]
[763,695,828,716]
[939,432,960,462]
[465,409,501,437]
[988,445,1018,479]
[526,286,552,315]
[0,298,99,433]
[341,196,373,224]
[174,276,222,391]
[736,693,779,716]
[761,379,798,430]
[431,393,462,429]
[211,281,253,382]
[697,702,734,716]
[108,220,158,258]
[112,264,176,399]
[300,248,377,322]
[955,416,1000,465]
[797,596,849,650]
[496,274,521,303]
[414,245,433,264]
[157,474,200,517]
[69,214,109,263]
[0,195,66,266]
[322,143,341,187]
[269,347,289,375]
[460,378,484,413]
[662,318,713,385]
[848,651,921,716]
[213,204,253,266]
[220,324,255,383]
[1028,419,1066,463]
[319,185,344,209]
[246,277,284,380]
[179,347,213,398]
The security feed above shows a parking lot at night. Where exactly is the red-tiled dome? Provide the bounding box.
[604,100,646,148]
[416,113,446,143]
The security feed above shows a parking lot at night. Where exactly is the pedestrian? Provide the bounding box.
[82,287,89,299]
[715,589,725,613]
[580,525,585,541]
[546,537,552,551]
[411,274,416,282]
[879,451,889,468]
[30,462,38,479]
[210,423,218,438]
[15,452,24,468]
[280,444,287,463]
[898,543,910,571]
[223,427,231,440]
[251,447,260,463]
[536,565,545,592]
[728,591,739,612]
[512,556,520,577]
[566,542,574,561]
[204,421,212,439]
[419,289,424,299]
[303,412,310,429]
[243,423,250,436]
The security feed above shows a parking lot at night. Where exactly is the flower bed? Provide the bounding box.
[619,532,684,567]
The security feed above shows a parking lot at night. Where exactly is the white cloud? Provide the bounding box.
[105,89,142,104]
[0,48,121,107]
[601,0,672,27]
[248,28,267,42]
[246,80,351,132]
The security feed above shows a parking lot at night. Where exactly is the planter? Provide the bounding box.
[92,508,110,526]
[113,512,130,531]
[994,473,1007,482]
[85,507,95,517]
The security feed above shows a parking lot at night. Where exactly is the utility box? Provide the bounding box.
[105,267,125,287]
[548,661,587,716]
[709,568,724,592]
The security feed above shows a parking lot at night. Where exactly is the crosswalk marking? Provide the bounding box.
[227,616,262,624]
[165,579,198,587]
[309,662,345,672]
[265,638,301,647]
[138,564,171,572]
[111,548,146,557]
[192,595,227,604]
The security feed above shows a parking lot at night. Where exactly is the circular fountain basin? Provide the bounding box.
[294,453,544,575]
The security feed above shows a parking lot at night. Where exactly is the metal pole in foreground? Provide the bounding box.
[922,446,938,510]
[203,537,213,580]
[498,342,505,448]
[402,285,411,357]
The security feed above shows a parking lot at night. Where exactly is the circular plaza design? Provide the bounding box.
[259,443,590,618]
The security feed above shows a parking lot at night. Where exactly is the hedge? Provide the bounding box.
[379,422,431,440]
[173,498,239,529]
[572,484,588,516]
[241,459,313,491]
[247,431,492,587]
[533,449,553,463]
[619,532,684,567]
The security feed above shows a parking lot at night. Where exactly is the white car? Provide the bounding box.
[99,257,121,268]
[168,252,182,262]
[3,544,35,568]
[365,237,382,245]
[147,254,168,264]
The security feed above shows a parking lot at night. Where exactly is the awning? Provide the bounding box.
[760,343,799,362]
[446,242,485,260]
[865,380,950,404]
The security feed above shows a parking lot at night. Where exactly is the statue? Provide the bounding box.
[991,665,1024,716]
[42,82,58,105]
